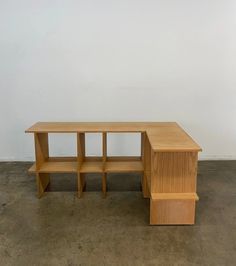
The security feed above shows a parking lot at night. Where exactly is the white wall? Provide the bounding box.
[0,0,236,161]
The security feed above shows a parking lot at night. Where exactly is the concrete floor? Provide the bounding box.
[0,161,236,266]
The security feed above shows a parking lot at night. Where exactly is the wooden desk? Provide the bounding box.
[26,122,201,225]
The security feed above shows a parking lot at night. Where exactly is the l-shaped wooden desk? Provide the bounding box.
[26,122,202,225]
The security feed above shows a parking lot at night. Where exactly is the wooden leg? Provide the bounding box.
[102,132,107,198]
[78,173,83,198]
[82,173,86,192]
[36,173,50,198]
[102,173,107,198]
[78,173,86,198]
[141,132,151,198]
[141,173,150,198]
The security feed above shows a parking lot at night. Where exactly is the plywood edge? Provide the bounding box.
[25,121,180,133]
[151,193,199,201]
[25,122,41,133]
[148,143,202,152]
[152,147,202,152]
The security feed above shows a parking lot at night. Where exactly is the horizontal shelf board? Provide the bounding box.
[151,193,199,201]
[105,161,144,173]
[39,161,78,173]
[28,160,144,174]
[26,122,176,133]
[28,157,78,173]
[80,162,103,173]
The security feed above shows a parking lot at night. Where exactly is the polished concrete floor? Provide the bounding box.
[0,161,236,266]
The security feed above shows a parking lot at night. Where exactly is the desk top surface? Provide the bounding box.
[26,122,201,152]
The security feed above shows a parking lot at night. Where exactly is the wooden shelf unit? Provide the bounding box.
[28,130,145,198]
[26,122,201,225]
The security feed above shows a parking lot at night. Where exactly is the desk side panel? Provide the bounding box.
[150,151,199,225]
[151,152,198,193]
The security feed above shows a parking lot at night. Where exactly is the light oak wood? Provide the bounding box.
[29,160,144,174]
[37,161,78,173]
[141,133,145,196]
[77,172,85,199]
[34,133,49,169]
[26,122,201,152]
[105,161,143,173]
[151,193,199,201]
[150,151,199,224]
[29,157,78,173]
[146,124,201,152]
[26,122,176,133]
[48,157,77,162]
[77,133,85,164]
[141,133,151,198]
[80,162,104,173]
[103,132,107,163]
[150,199,196,225]
[77,133,86,198]
[83,156,141,162]
[28,164,36,174]
[102,133,107,197]
[34,133,50,197]
[28,156,143,174]
[151,152,198,193]
[79,161,144,173]
[26,122,201,225]
[36,173,50,198]
[106,156,141,162]
[29,157,77,174]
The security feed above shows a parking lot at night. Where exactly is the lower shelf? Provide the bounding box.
[80,162,103,173]
[29,159,144,174]
[32,161,78,173]
[105,161,143,173]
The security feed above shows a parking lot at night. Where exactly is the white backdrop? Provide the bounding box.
[0,0,236,160]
